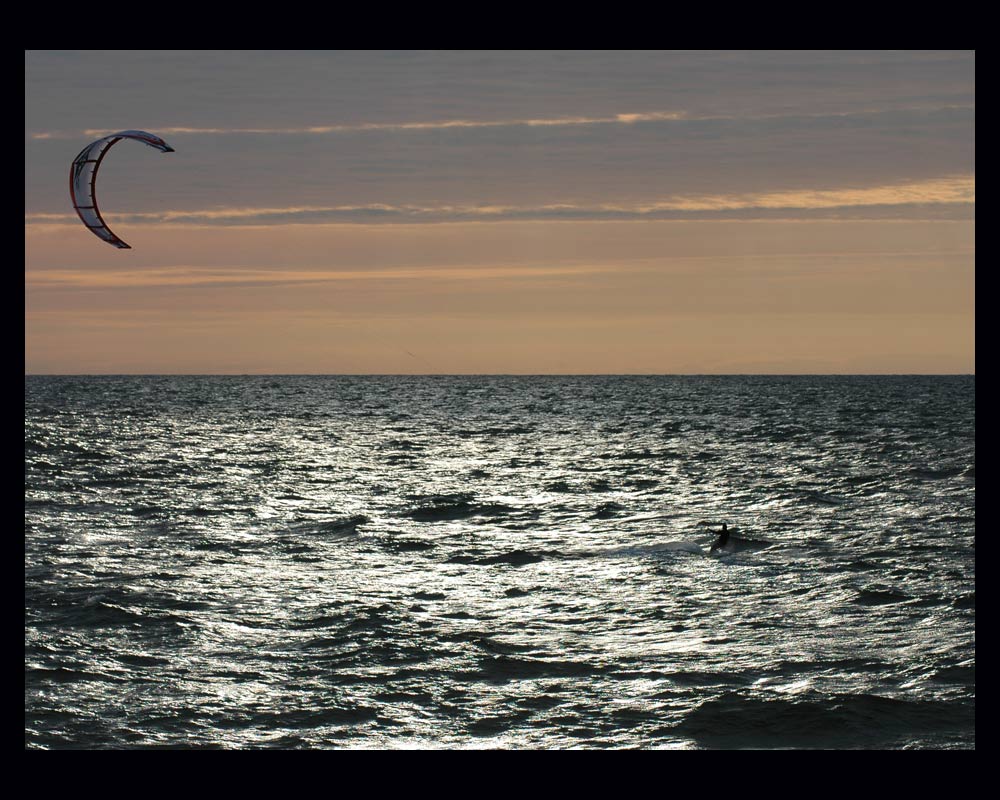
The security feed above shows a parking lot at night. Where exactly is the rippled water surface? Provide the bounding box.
[25,376,975,749]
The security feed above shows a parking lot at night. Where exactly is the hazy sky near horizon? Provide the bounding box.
[25,50,974,373]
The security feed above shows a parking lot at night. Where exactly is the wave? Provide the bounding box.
[772,657,892,675]
[447,548,550,567]
[710,536,773,555]
[25,666,120,684]
[412,591,447,600]
[593,501,627,519]
[853,587,912,606]
[68,599,192,632]
[468,425,536,437]
[468,654,604,683]
[556,540,707,563]
[799,491,847,506]
[674,691,975,748]
[25,439,114,460]
[600,449,678,461]
[286,515,369,538]
[294,612,351,630]
[908,466,967,480]
[246,706,379,727]
[381,537,436,553]
[933,663,975,684]
[382,439,423,451]
[405,493,515,522]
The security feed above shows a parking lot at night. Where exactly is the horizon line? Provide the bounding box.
[24,372,976,378]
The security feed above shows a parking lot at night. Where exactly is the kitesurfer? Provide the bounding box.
[710,523,730,553]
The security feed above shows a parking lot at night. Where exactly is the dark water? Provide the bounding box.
[24,375,975,749]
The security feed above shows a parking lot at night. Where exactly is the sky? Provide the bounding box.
[25,50,975,374]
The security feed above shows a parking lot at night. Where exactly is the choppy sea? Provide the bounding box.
[25,375,975,749]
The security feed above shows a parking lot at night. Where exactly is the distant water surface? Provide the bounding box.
[25,375,975,749]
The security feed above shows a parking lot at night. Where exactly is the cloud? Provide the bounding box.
[25,264,614,291]
[26,99,974,222]
[29,111,690,140]
[28,104,972,141]
[25,175,974,226]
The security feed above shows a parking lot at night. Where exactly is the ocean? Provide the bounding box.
[24,375,975,749]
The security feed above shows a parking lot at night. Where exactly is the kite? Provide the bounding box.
[69,130,174,249]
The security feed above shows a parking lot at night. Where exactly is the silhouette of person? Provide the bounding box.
[710,523,730,553]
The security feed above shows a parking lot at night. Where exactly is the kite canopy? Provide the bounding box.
[69,130,175,249]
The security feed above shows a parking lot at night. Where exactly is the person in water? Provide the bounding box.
[710,523,730,553]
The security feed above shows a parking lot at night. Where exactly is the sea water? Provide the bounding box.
[24,375,975,749]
